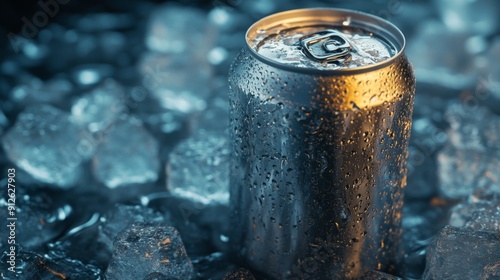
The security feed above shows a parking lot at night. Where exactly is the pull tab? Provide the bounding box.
[300,30,352,63]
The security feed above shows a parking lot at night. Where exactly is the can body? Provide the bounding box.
[229,9,415,279]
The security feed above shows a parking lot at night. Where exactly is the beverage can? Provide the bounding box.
[228,8,415,279]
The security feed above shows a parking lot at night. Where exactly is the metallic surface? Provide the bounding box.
[229,8,415,279]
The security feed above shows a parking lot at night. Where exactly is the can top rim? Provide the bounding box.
[245,8,406,75]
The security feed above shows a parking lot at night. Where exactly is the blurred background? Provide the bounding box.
[0,0,499,279]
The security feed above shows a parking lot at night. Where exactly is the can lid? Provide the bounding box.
[246,8,406,73]
[299,29,353,63]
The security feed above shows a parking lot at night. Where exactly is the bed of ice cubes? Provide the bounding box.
[0,0,499,279]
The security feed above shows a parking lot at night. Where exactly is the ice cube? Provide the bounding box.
[146,195,226,256]
[402,199,451,251]
[72,64,114,86]
[138,52,213,114]
[194,96,229,132]
[100,204,166,243]
[358,270,402,280]
[406,117,447,199]
[145,4,216,58]
[92,118,160,188]
[49,204,167,269]
[413,83,459,127]
[411,117,448,148]
[168,130,230,205]
[139,110,187,136]
[438,103,500,199]
[47,212,111,269]
[406,21,477,89]
[437,144,500,199]
[434,0,499,35]
[0,186,72,250]
[71,79,126,132]
[131,94,193,149]
[1,247,101,279]
[194,78,230,132]
[1,105,94,187]
[11,76,73,105]
[444,103,500,151]
[402,199,452,279]
[423,226,500,279]
[104,222,194,280]
[449,199,500,232]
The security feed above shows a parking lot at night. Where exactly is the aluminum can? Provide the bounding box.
[228,8,415,279]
